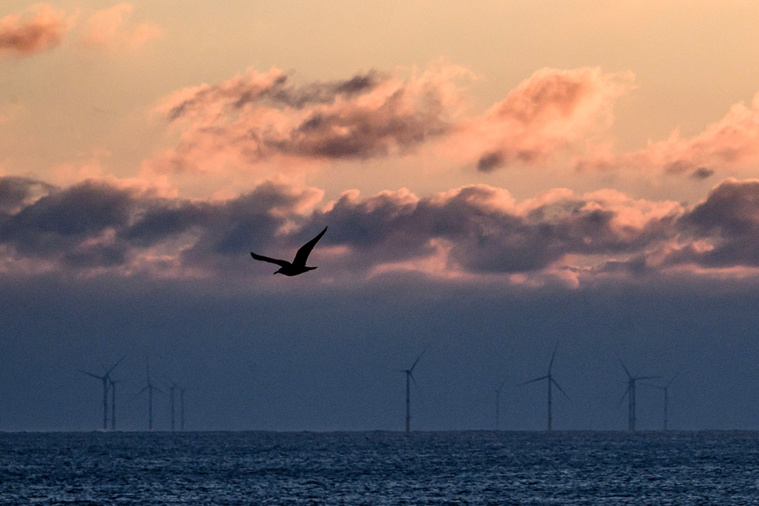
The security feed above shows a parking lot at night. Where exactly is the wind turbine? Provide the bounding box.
[520,343,569,431]
[109,377,121,431]
[136,359,162,431]
[165,379,184,433]
[179,385,186,431]
[618,357,658,431]
[79,356,125,430]
[398,347,428,433]
[645,373,681,431]
[168,382,177,432]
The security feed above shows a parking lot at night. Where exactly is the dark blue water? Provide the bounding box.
[1,431,758,504]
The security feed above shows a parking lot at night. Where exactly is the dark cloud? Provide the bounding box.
[7,176,759,280]
[269,89,450,160]
[0,177,318,274]
[475,149,542,172]
[680,179,759,237]
[476,152,504,172]
[122,201,209,247]
[260,71,385,109]
[691,167,714,180]
[0,176,55,212]
[168,71,386,122]
[0,180,134,266]
[670,179,759,267]
[664,161,714,181]
[316,185,676,274]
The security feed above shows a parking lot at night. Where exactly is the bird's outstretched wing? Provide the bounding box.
[292,226,328,267]
[250,252,290,267]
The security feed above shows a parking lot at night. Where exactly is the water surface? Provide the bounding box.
[1,431,757,504]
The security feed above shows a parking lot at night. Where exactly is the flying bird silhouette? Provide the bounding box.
[250,226,328,276]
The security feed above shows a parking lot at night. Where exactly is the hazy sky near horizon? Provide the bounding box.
[4,2,759,432]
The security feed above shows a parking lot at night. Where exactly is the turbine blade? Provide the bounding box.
[518,375,548,386]
[618,386,631,408]
[552,378,570,400]
[616,355,632,379]
[548,341,559,373]
[79,370,104,380]
[411,345,430,372]
[106,355,127,375]
[409,371,417,387]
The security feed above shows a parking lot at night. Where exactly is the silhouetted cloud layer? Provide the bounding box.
[5,175,759,283]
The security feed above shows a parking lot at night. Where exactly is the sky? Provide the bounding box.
[4,1,759,432]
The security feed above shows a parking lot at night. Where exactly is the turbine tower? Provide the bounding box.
[169,382,176,433]
[137,359,162,431]
[165,379,183,433]
[520,343,568,431]
[179,386,186,431]
[399,347,428,433]
[618,358,658,431]
[109,378,120,431]
[79,356,125,430]
[646,373,680,431]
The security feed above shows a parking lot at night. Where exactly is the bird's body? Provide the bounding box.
[250,226,327,276]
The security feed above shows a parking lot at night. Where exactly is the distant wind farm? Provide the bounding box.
[74,344,684,433]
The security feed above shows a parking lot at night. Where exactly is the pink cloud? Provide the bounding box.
[0,4,70,56]
[145,63,474,174]
[449,67,635,171]
[80,4,162,51]
[577,92,759,179]
[148,65,635,177]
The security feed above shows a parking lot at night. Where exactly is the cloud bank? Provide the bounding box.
[4,174,759,285]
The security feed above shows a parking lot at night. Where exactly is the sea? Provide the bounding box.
[1,431,758,504]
